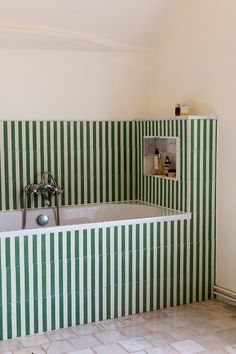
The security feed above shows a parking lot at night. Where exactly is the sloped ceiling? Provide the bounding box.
[0,0,177,50]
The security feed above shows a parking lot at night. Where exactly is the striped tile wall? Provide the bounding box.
[0,121,137,211]
[137,119,188,210]
[0,219,189,340]
[138,118,218,303]
[0,117,217,340]
[189,119,217,302]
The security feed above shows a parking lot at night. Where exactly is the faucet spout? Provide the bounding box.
[41,171,57,186]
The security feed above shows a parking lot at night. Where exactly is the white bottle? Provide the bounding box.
[153,148,163,175]
[181,103,189,116]
[153,148,159,170]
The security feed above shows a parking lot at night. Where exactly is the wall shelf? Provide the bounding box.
[143,174,178,181]
[144,136,180,180]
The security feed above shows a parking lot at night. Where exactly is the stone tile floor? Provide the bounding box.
[1,300,236,354]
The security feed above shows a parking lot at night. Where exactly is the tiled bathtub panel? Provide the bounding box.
[0,219,193,340]
[0,121,138,211]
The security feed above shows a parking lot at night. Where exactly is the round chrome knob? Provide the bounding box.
[37,214,49,226]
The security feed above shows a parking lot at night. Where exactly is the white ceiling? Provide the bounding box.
[0,0,177,50]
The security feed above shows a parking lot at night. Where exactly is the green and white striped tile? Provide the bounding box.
[137,119,188,210]
[188,119,217,302]
[0,117,218,341]
[0,219,189,340]
[0,121,137,211]
[138,118,218,304]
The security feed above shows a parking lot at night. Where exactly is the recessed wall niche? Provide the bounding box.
[144,136,180,180]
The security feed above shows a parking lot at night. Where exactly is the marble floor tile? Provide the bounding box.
[224,306,236,315]
[71,324,101,336]
[69,335,101,350]
[163,315,195,328]
[46,328,77,342]
[13,346,46,354]
[193,333,228,351]
[143,321,173,333]
[225,345,236,354]
[1,300,236,354]
[202,300,229,309]
[189,320,222,335]
[42,339,75,354]
[95,319,124,331]
[0,339,23,353]
[169,326,199,341]
[170,339,206,354]
[142,311,168,321]
[218,328,236,345]
[210,317,236,330]
[94,329,127,344]
[209,311,235,320]
[146,344,178,354]
[119,324,150,338]
[203,301,236,315]
[144,331,177,346]
[19,334,50,348]
[118,314,148,327]
[66,350,95,354]
[93,343,127,354]
[119,336,153,352]
[206,350,229,354]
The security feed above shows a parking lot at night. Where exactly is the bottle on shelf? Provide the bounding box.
[153,148,164,176]
[180,102,189,116]
[168,169,176,179]
[164,156,171,176]
[175,104,181,116]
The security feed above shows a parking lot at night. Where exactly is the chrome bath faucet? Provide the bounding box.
[22,172,63,229]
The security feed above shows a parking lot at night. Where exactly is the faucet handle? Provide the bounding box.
[55,186,63,194]
[25,184,39,195]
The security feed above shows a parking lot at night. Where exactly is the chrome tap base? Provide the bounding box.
[22,172,63,229]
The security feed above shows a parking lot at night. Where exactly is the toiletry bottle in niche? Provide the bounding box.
[181,102,189,116]
[153,148,164,175]
[164,156,171,176]
[175,104,181,116]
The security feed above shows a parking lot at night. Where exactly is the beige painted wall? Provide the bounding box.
[0,50,151,120]
[151,0,236,292]
[0,0,177,48]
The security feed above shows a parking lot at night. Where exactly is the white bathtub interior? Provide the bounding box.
[0,202,191,233]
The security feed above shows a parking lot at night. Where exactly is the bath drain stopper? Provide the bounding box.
[37,214,49,226]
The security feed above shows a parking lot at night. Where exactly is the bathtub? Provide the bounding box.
[0,202,191,340]
[0,201,190,233]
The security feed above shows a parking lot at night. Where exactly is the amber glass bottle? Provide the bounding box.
[175,104,181,116]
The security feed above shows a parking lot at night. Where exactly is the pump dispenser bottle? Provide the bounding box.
[153,148,164,175]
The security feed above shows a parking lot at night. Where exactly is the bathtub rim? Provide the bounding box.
[0,200,191,238]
